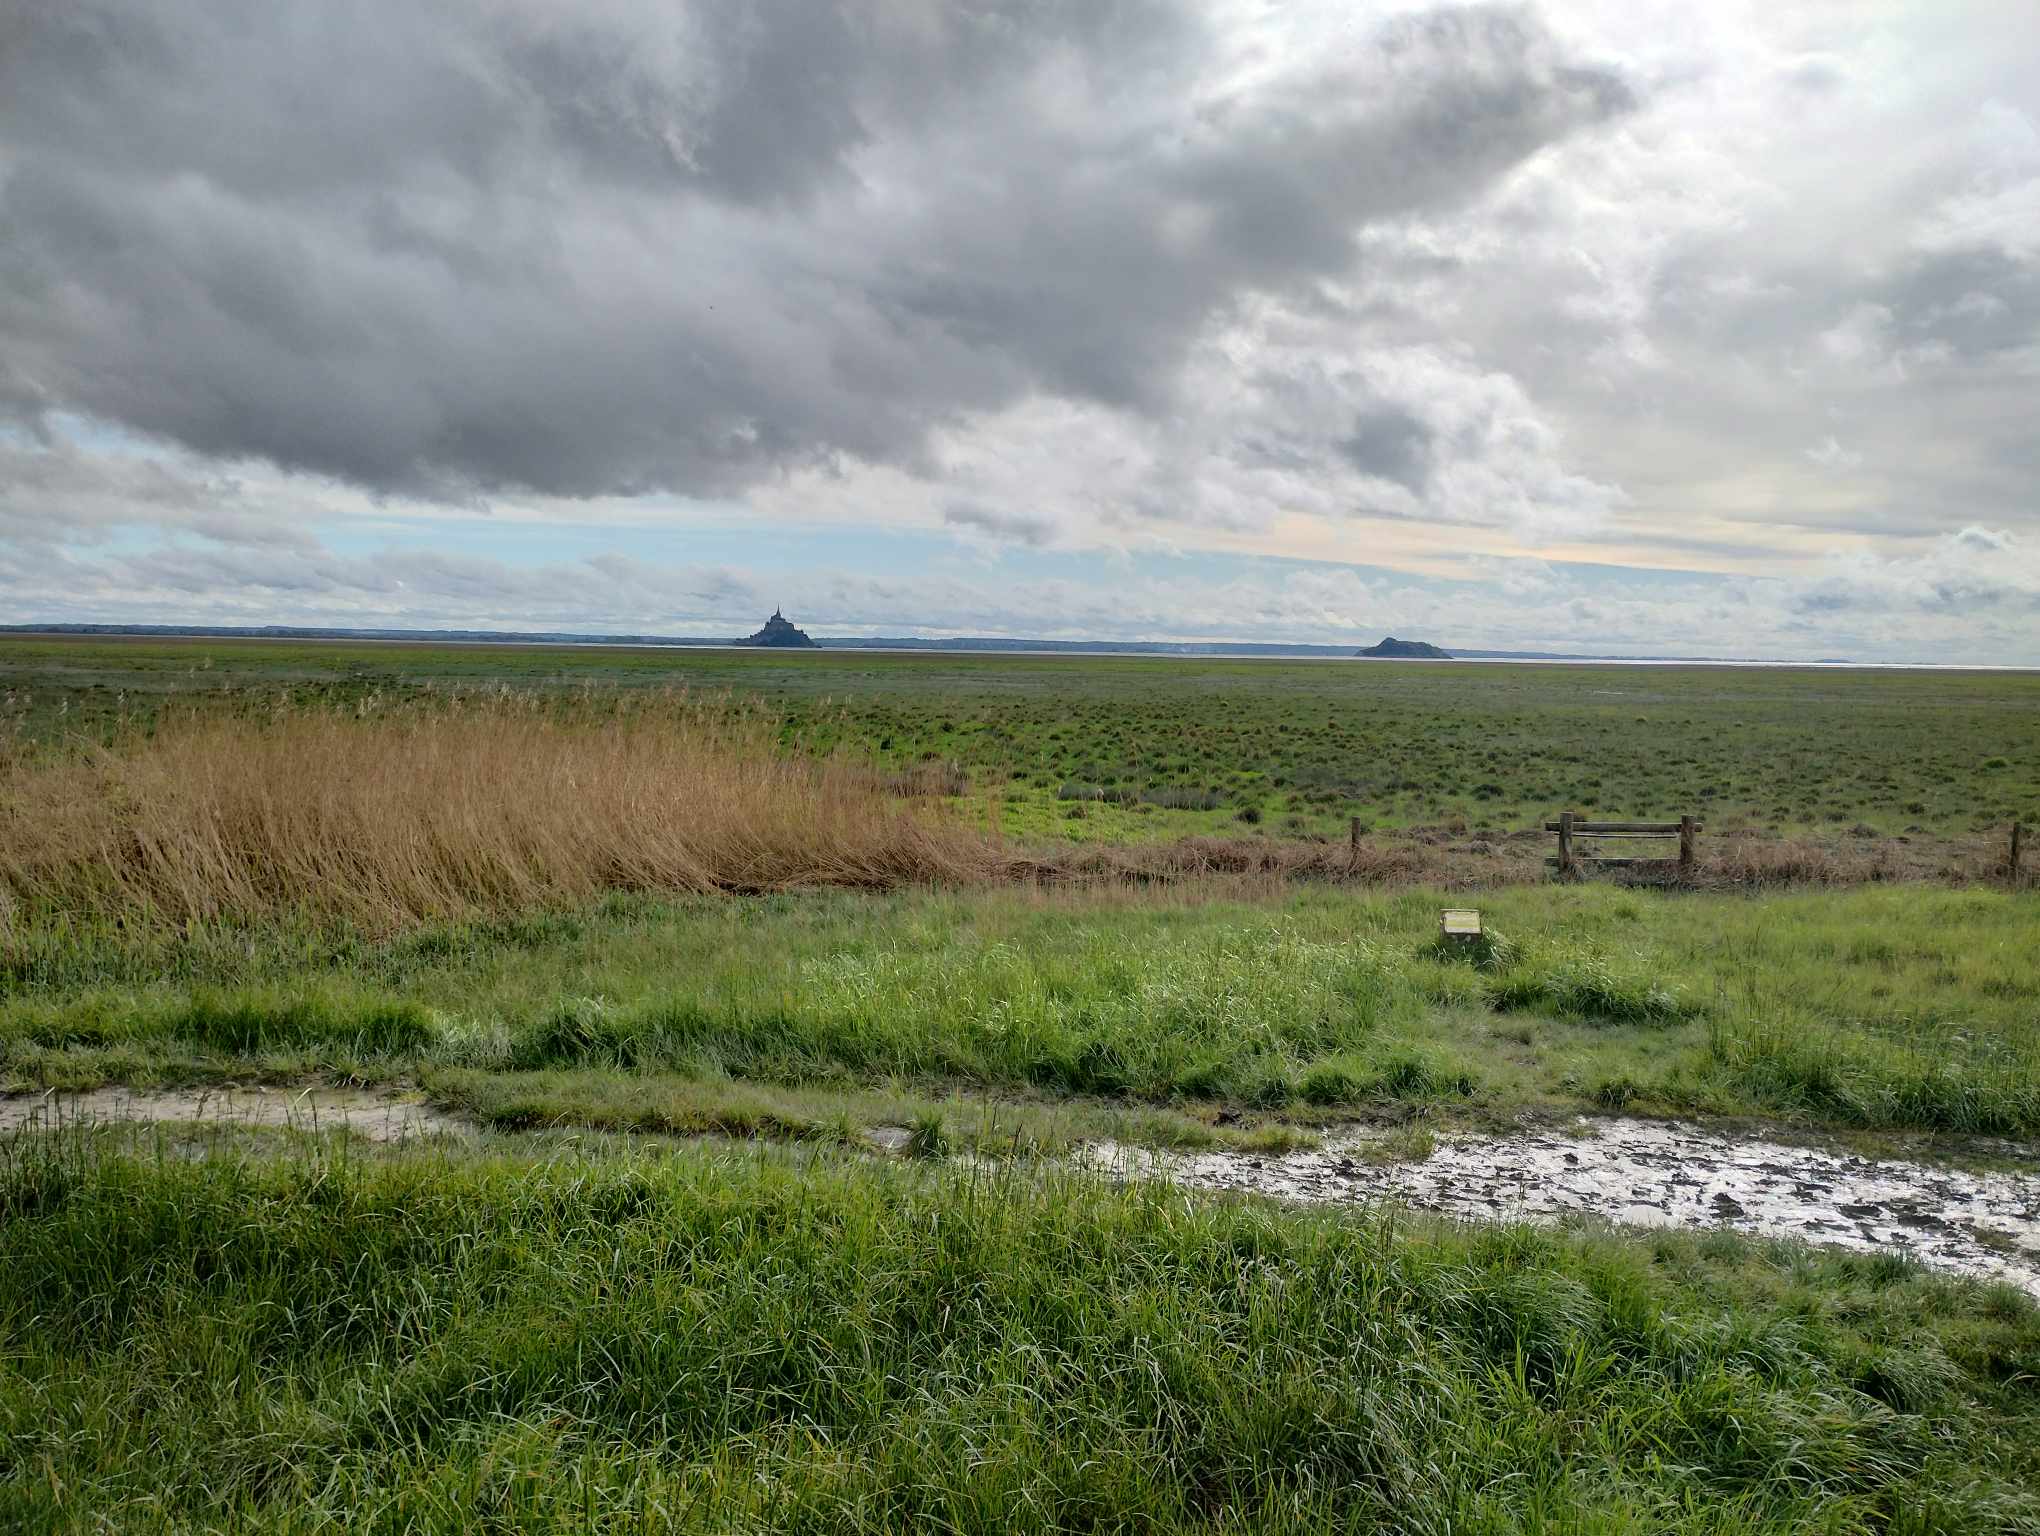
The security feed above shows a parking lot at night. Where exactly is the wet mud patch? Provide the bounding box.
[1090,1117,2040,1295]
[0,1086,468,1143]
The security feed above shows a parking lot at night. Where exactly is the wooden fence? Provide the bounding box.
[1545,813,1699,877]
[1542,815,2028,882]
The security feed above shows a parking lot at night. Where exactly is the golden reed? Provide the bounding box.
[0,692,995,932]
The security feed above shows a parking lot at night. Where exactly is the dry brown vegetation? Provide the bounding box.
[3,692,2017,937]
[1022,833,1501,886]
[0,692,995,933]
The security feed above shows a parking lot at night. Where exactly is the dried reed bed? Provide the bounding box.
[1704,834,1886,887]
[0,692,997,933]
[1023,833,1526,887]
[1697,831,2024,888]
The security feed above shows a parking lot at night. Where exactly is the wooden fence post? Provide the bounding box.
[2013,821,2025,882]
[1545,814,1699,877]
[1348,816,1361,869]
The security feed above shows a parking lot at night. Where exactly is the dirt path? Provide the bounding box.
[1091,1117,2040,1295]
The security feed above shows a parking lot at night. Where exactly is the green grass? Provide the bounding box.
[6,636,2037,843]
[425,1066,1234,1157]
[5,640,2038,1528]
[7,884,2037,1141]
[1,1129,2035,1533]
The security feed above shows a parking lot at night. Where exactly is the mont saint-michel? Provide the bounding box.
[738,608,818,648]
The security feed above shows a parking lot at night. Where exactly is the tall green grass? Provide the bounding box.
[4,885,2037,1136]
[1709,1016,2040,1138]
[2,1131,2035,1532]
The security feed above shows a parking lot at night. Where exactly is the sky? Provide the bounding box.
[1,1,2037,661]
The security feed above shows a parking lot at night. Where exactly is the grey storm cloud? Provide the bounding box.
[1338,406,1437,491]
[0,0,1632,500]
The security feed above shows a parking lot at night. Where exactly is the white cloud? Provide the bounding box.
[1805,436,1863,471]
[1,1,2036,660]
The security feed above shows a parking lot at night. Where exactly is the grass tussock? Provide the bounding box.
[0,694,996,933]
[883,758,971,797]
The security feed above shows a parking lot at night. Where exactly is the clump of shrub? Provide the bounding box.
[511,995,628,1070]
[1141,786,1223,812]
[1056,782,1125,804]
[1708,1017,2040,1136]
[905,1110,948,1159]
[1054,782,1224,812]
[175,993,436,1055]
[885,759,971,797]
[1359,1125,1437,1164]
[1299,1056,1368,1106]
[1590,1074,1643,1110]
[1489,952,1691,1027]
[1299,1050,1474,1107]
[1425,925,1517,972]
[1242,1063,1298,1109]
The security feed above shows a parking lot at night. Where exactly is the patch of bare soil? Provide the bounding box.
[0,1086,468,1142]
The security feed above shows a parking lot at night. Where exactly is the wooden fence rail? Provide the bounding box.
[1544,813,1700,877]
[1535,816,2028,884]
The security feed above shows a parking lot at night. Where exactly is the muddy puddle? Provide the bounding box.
[0,1086,469,1143]
[1090,1118,2040,1295]
[9,1089,2036,1294]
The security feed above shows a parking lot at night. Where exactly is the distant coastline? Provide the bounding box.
[8,621,2026,669]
